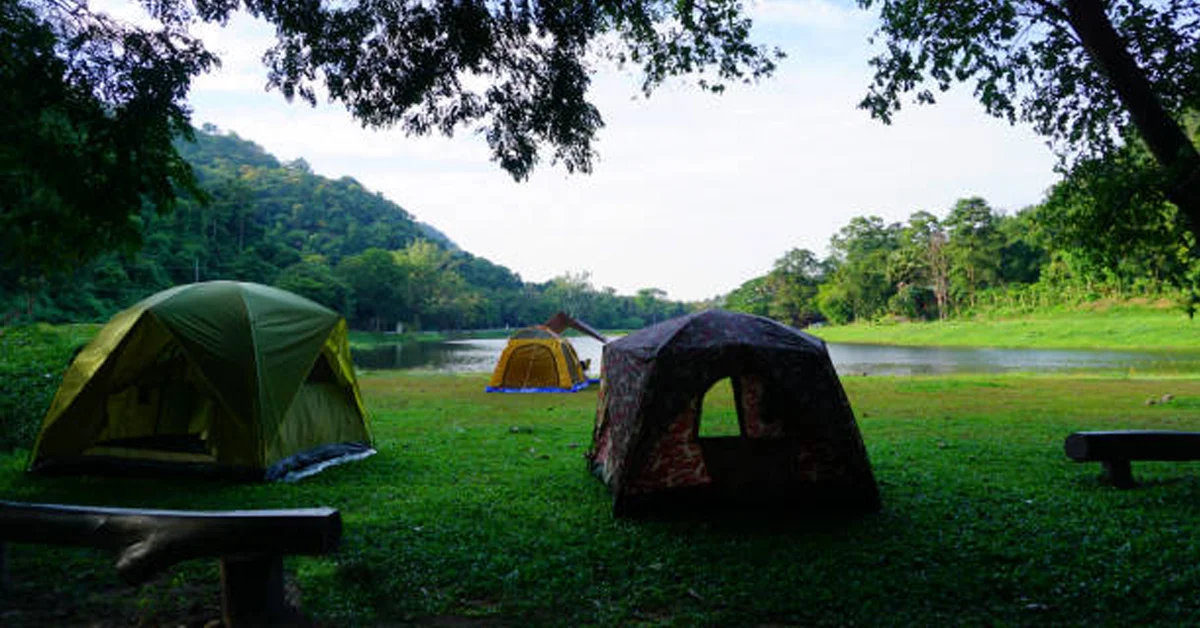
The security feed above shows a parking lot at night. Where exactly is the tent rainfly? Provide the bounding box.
[486,312,606,393]
[29,281,374,481]
[587,309,880,516]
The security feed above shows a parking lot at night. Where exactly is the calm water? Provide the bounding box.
[352,336,1200,376]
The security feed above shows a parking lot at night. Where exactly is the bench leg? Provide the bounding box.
[1,541,8,591]
[1102,460,1136,489]
[220,554,293,627]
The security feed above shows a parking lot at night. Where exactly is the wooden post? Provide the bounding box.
[220,554,289,627]
[1064,431,1200,488]
[1102,460,1136,489]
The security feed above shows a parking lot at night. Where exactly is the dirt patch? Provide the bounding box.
[1080,296,1177,311]
[1081,297,1121,311]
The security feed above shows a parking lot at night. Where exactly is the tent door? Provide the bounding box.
[503,345,560,388]
[636,374,793,497]
[88,350,216,462]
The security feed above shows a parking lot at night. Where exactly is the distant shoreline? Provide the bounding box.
[809,302,1198,352]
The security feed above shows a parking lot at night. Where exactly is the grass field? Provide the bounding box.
[811,302,1200,351]
[4,371,1200,626]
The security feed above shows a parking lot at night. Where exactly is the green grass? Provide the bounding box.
[811,302,1200,350]
[5,372,1200,625]
[0,324,101,450]
[348,330,446,348]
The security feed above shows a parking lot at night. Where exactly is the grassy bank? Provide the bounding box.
[3,372,1200,625]
[811,302,1200,351]
[0,324,101,450]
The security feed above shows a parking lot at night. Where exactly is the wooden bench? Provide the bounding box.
[1064,430,1200,488]
[0,501,341,626]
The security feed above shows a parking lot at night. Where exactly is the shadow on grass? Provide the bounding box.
[614,493,884,536]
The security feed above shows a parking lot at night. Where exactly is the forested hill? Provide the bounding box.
[174,128,456,259]
[5,127,688,330]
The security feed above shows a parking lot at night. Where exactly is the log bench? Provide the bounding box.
[1064,430,1200,488]
[0,500,341,626]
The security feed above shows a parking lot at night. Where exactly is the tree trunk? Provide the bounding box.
[1063,0,1200,238]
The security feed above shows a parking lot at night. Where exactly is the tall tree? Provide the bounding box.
[1,2,214,308]
[826,216,902,321]
[996,208,1048,286]
[544,271,597,318]
[724,276,772,317]
[336,248,408,331]
[891,210,949,319]
[634,287,671,325]
[764,248,826,327]
[859,1,1200,237]
[944,197,1003,308]
[275,256,354,315]
[393,240,465,330]
[1035,140,1197,295]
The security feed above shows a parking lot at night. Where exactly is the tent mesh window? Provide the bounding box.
[505,345,559,388]
[300,351,359,409]
[307,353,336,383]
[90,345,214,458]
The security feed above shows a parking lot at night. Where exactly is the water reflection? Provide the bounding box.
[351,336,1200,376]
[351,340,502,372]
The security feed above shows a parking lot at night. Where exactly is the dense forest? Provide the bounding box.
[5,1,1196,337]
[723,117,1200,327]
[0,127,687,331]
[4,117,1198,333]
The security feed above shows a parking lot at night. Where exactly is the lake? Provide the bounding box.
[352,336,1200,376]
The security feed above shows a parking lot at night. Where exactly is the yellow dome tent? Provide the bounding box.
[486,313,607,393]
[29,281,373,481]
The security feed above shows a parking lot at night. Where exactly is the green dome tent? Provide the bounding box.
[29,281,373,481]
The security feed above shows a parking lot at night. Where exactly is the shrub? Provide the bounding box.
[887,284,937,321]
[816,284,854,325]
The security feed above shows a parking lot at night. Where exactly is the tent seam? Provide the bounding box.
[237,283,266,466]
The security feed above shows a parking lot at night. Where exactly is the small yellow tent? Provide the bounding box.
[486,326,595,392]
[29,281,373,480]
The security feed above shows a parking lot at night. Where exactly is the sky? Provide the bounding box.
[105,0,1062,302]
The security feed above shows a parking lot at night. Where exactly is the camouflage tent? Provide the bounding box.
[30,281,373,481]
[587,309,879,516]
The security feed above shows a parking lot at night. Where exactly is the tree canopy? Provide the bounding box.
[11,0,1200,322]
[1,1,214,294]
[858,0,1200,237]
[23,0,780,178]
[5,0,779,284]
